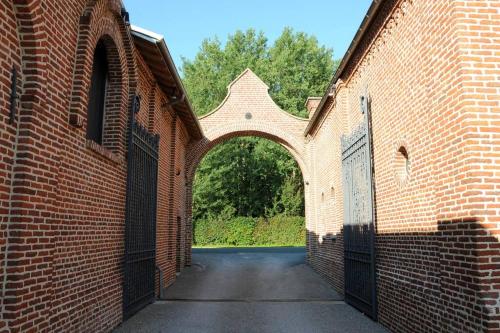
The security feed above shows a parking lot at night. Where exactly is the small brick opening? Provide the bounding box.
[395,146,410,182]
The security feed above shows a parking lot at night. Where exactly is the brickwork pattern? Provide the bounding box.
[0,0,498,332]
[308,0,500,332]
[0,2,22,332]
[0,1,195,332]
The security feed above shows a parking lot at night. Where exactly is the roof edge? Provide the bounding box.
[131,26,203,140]
[155,37,203,139]
[305,0,385,136]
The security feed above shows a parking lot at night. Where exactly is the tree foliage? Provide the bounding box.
[182,27,335,118]
[193,137,304,220]
[182,28,336,222]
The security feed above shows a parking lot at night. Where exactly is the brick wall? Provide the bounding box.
[134,53,181,292]
[49,1,131,330]
[306,96,345,293]
[174,120,188,272]
[0,1,196,332]
[0,2,22,332]
[308,0,500,332]
[453,2,500,329]
[151,84,178,288]
[1,0,498,332]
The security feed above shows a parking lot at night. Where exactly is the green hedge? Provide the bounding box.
[193,215,305,246]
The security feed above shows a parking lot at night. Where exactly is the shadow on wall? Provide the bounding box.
[306,219,499,332]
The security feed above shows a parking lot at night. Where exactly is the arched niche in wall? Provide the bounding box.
[68,0,137,158]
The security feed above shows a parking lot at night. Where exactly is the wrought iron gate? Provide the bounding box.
[123,96,159,319]
[341,94,377,320]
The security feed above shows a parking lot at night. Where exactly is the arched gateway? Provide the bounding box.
[184,69,312,264]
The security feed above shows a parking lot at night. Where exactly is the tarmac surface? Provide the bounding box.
[114,247,388,333]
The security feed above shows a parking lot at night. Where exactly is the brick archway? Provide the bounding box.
[183,69,311,266]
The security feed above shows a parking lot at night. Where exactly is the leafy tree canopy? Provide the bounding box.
[182,28,336,221]
[182,27,335,117]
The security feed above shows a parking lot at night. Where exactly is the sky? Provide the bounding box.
[123,0,373,73]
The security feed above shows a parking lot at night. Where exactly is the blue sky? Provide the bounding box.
[123,0,372,73]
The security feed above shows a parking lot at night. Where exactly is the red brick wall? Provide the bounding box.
[453,2,500,329]
[49,1,131,331]
[1,0,497,332]
[151,86,178,288]
[1,0,59,331]
[0,1,192,332]
[306,97,345,294]
[134,53,180,293]
[174,122,188,272]
[0,1,22,332]
[309,0,500,332]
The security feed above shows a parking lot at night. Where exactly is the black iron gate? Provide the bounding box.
[123,96,159,319]
[341,94,377,320]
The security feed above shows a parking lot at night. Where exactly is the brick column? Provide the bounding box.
[184,182,193,267]
[168,115,178,269]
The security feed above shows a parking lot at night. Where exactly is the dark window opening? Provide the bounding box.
[86,41,109,144]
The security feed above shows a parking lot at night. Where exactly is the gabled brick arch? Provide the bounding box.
[186,69,310,181]
[183,69,311,266]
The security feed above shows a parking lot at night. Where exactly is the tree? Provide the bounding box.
[182,30,268,116]
[182,28,336,220]
[264,27,335,117]
[193,137,290,220]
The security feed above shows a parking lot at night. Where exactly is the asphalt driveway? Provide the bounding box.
[114,247,387,333]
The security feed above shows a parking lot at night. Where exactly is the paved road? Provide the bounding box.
[114,247,388,333]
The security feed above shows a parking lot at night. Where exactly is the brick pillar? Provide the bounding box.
[168,115,178,269]
[184,182,193,267]
[4,94,59,333]
[2,1,58,331]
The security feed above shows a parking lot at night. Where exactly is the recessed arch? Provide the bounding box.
[68,0,136,157]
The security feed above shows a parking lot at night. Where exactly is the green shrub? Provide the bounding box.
[193,215,305,247]
[253,215,305,246]
[225,217,256,245]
